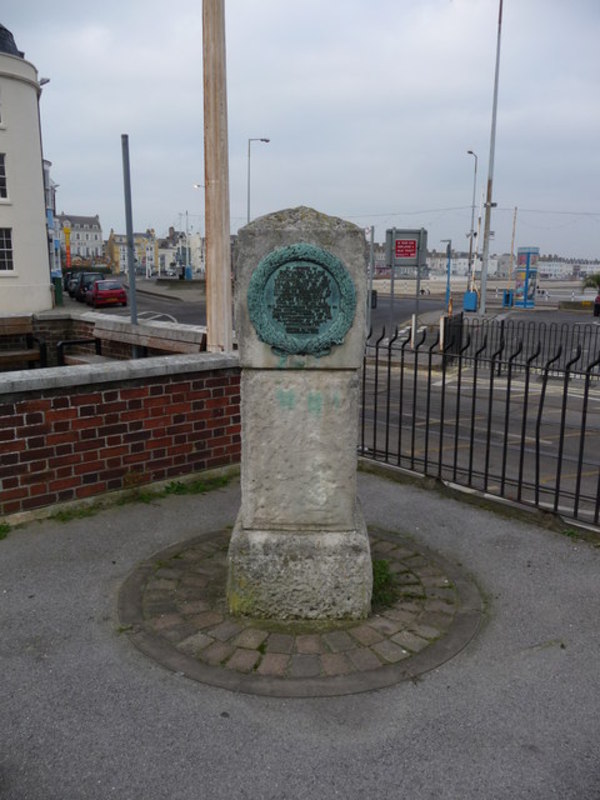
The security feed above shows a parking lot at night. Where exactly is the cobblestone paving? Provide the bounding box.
[120,528,482,696]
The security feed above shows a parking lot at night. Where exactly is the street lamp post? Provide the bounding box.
[247,137,269,224]
[467,150,478,290]
[193,183,205,273]
[480,0,504,316]
[441,239,452,313]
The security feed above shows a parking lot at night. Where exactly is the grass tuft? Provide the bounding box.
[372,558,399,609]
[165,475,231,496]
[50,504,102,523]
[46,474,233,524]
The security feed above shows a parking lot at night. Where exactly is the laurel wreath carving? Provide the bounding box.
[247,243,356,357]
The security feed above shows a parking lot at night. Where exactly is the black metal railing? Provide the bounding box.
[457,317,600,374]
[360,320,600,526]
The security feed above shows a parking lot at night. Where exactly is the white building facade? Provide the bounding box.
[537,261,573,279]
[188,231,205,274]
[55,213,103,262]
[0,25,52,313]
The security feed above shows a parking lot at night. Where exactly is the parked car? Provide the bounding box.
[67,273,82,297]
[63,270,74,291]
[75,272,104,302]
[86,279,128,308]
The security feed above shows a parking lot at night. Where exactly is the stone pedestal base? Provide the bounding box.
[228,208,373,620]
[227,501,372,620]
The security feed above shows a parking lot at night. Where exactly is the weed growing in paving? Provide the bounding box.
[0,522,10,540]
[164,481,188,495]
[125,488,161,504]
[164,475,230,496]
[47,474,233,524]
[116,624,133,634]
[50,504,102,523]
[153,555,182,571]
[122,476,231,504]
[371,558,399,610]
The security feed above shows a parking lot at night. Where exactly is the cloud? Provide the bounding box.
[3,0,599,258]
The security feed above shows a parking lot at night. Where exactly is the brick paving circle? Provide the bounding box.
[118,528,483,697]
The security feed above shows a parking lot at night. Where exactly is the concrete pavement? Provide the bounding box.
[1,470,599,799]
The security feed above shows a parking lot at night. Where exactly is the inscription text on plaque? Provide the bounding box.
[247,243,355,358]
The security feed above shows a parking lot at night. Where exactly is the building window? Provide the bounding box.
[0,228,14,270]
[0,154,6,198]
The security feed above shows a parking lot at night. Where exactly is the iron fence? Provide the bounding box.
[453,316,600,374]
[360,319,600,526]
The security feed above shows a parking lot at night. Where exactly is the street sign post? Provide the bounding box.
[395,238,418,260]
[385,229,427,270]
[385,228,428,335]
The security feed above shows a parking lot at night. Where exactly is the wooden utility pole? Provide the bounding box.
[480,0,504,315]
[203,0,232,352]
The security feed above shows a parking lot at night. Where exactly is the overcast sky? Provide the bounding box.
[4,0,600,258]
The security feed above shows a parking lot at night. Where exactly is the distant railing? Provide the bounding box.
[454,316,600,374]
[360,319,600,526]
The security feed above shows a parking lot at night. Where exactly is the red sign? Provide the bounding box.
[395,239,417,259]
[64,226,71,269]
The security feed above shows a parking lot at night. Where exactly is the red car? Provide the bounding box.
[87,279,128,308]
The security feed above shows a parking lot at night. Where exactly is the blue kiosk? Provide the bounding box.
[513,247,539,309]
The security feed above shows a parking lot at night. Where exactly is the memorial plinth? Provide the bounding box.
[227,207,372,619]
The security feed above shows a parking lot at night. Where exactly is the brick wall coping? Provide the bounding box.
[35,310,208,347]
[91,315,208,346]
[0,352,240,396]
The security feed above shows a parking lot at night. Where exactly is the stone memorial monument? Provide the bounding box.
[227,206,372,619]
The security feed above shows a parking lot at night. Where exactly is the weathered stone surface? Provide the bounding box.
[227,206,372,619]
[227,502,372,619]
[234,206,367,370]
[240,369,359,530]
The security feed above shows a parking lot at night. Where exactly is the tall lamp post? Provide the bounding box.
[466,150,478,290]
[193,183,205,274]
[480,0,504,315]
[441,239,452,313]
[247,137,269,224]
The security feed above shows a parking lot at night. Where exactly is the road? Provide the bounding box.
[369,294,444,333]
[63,290,207,326]
[64,277,599,334]
[65,286,446,332]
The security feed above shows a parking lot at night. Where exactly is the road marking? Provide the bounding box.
[539,468,599,486]
[369,415,555,447]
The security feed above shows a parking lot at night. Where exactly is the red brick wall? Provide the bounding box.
[0,367,241,516]
[33,316,92,366]
[21,317,205,367]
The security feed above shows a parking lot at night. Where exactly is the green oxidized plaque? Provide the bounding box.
[247,243,356,357]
